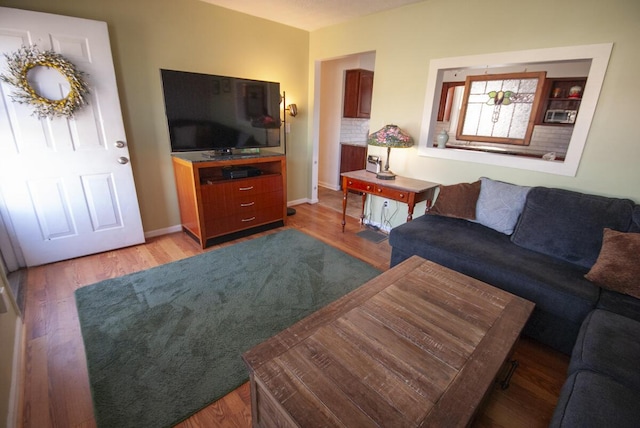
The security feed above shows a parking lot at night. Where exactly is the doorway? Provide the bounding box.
[315,51,376,219]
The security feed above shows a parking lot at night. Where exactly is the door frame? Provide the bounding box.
[0,190,24,272]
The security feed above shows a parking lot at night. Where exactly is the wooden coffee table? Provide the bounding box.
[242,256,534,427]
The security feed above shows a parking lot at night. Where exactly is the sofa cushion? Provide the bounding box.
[629,205,640,232]
[569,309,640,392]
[475,177,531,235]
[550,371,640,428]
[585,229,640,299]
[389,214,599,323]
[429,181,480,220]
[511,187,635,269]
[597,289,640,323]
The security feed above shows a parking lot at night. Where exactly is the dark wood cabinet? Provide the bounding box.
[343,69,373,118]
[172,153,286,248]
[339,143,367,188]
[536,77,587,125]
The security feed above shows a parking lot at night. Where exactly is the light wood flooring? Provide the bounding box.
[317,185,364,220]
[17,202,568,427]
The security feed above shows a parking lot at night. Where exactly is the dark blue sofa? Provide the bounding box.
[388,184,640,426]
[550,309,640,427]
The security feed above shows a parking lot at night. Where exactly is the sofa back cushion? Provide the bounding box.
[629,205,640,233]
[475,177,531,235]
[511,187,635,269]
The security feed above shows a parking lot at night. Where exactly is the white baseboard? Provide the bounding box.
[144,225,182,239]
[318,182,340,191]
[288,198,311,207]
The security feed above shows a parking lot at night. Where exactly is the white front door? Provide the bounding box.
[0,7,144,267]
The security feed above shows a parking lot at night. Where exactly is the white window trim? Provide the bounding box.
[418,43,613,176]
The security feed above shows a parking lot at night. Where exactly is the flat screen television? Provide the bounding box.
[160,69,281,154]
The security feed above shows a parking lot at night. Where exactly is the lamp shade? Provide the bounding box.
[367,124,414,148]
[367,125,414,180]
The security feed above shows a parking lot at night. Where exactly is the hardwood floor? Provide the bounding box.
[17,202,568,427]
[317,185,364,220]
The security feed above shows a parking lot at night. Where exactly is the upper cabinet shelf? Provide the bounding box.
[343,69,374,119]
[536,77,587,126]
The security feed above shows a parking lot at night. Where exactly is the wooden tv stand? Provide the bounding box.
[171,151,287,248]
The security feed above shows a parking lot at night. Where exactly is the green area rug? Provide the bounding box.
[75,229,381,428]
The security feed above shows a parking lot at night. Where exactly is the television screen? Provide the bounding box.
[160,69,281,153]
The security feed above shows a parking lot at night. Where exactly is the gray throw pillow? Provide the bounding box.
[476,177,531,235]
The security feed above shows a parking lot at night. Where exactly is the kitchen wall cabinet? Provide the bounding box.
[343,69,373,118]
[536,77,587,126]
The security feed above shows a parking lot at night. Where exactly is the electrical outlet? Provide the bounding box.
[383,200,389,208]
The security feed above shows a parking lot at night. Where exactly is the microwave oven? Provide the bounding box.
[545,109,577,124]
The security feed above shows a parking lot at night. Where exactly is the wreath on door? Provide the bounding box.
[0,45,89,119]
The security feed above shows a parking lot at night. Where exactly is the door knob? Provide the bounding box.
[115,141,126,148]
[117,156,129,164]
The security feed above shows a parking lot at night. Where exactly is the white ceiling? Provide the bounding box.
[199,0,426,31]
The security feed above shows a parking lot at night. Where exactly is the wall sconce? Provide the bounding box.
[286,103,298,117]
[281,91,298,117]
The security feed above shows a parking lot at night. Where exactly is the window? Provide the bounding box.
[456,72,545,146]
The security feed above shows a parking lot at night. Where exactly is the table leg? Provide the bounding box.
[342,181,348,232]
[360,193,367,224]
[407,202,416,222]
[424,187,437,215]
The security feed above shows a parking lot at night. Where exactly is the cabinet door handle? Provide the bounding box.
[239,186,254,191]
[241,216,256,222]
[240,202,255,207]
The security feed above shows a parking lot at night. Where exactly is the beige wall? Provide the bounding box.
[0,0,310,233]
[310,0,640,225]
[1,0,638,234]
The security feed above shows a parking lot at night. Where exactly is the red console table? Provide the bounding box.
[340,169,439,232]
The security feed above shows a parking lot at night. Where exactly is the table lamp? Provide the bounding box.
[367,124,414,180]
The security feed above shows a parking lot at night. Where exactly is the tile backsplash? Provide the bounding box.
[436,121,572,159]
[340,118,370,144]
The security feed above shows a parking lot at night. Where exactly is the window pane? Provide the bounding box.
[458,72,543,145]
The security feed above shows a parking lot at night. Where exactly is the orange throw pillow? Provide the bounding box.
[429,181,481,220]
[585,228,640,299]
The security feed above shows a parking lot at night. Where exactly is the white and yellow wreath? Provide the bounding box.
[0,45,89,119]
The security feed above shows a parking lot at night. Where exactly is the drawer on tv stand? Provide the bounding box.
[203,190,283,216]
[205,204,284,237]
[201,174,282,198]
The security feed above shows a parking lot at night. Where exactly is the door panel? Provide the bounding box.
[82,173,123,231]
[29,178,76,240]
[0,7,144,266]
